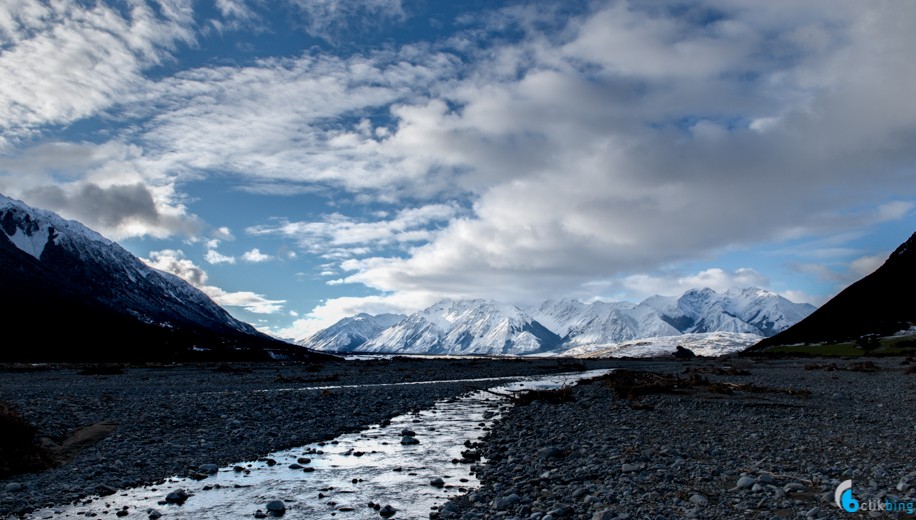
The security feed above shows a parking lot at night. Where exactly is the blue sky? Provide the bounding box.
[1,0,914,340]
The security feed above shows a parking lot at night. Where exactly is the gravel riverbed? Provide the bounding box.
[2,357,914,520]
[0,357,603,517]
[438,357,916,520]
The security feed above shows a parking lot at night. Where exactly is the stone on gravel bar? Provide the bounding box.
[199,464,219,474]
[400,436,420,445]
[266,500,286,516]
[3,483,23,493]
[379,504,397,517]
[736,476,756,489]
[689,494,708,506]
[165,489,189,505]
[430,477,445,487]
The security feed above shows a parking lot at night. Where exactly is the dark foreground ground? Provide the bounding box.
[440,357,916,520]
[1,356,914,519]
[0,356,604,517]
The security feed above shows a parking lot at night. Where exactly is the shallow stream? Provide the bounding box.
[28,369,610,520]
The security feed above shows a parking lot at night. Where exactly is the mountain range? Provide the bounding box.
[298,288,816,356]
[0,194,321,361]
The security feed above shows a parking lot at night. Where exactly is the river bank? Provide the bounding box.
[439,357,916,519]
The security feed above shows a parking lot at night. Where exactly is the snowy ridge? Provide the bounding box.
[304,289,815,356]
[296,313,404,352]
[350,299,561,355]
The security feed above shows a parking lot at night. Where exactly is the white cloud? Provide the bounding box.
[247,203,458,258]
[0,140,204,240]
[241,248,272,262]
[619,268,770,300]
[314,1,916,305]
[288,0,406,42]
[205,249,236,264]
[849,255,884,276]
[0,0,195,141]
[143,249,284,314]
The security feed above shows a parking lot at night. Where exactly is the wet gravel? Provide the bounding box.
[438,357,916,520]
[0,357,604,517]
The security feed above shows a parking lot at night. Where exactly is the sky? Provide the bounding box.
[1,0,914,340]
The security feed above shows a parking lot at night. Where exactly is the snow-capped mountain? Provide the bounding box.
[641,288,817,336]
[353,299,562,355]
[528,299,681,348]
[304,289,815,356]
[296,313,405,352]
[0,194,314,361]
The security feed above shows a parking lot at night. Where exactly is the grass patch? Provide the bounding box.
[766,337,916,357]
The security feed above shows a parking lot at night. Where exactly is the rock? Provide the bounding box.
[494,493,521,509]
[148,510,162,519]
[621,463,641,473]
[116,510,129,517]
[430,477,445,487]
[736,476,756,489]
[3,483,23,493]
[592,509,615,520]
[537,446,565,460]
[673,346,696,359]
[254,511,267,519]
[165,489,189,505]
[783,483,806,493]
[689,494,708,506]
[288,464,303,469]
[401,436,420,445]
[199,463,219,474]
[379,504,397,517]
[266,500,286,517]
[400,429,416,437]
[805,506,820,518]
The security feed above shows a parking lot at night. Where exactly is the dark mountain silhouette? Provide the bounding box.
[0,194,328,362]
[748,231,916,351]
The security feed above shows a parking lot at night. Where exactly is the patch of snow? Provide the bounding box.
[4,225,48,259]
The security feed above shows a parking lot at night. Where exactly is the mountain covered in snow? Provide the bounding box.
[0,194,319,361]
[303,299,562,355]
[299,289,815,356]
[295,313,405,352]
